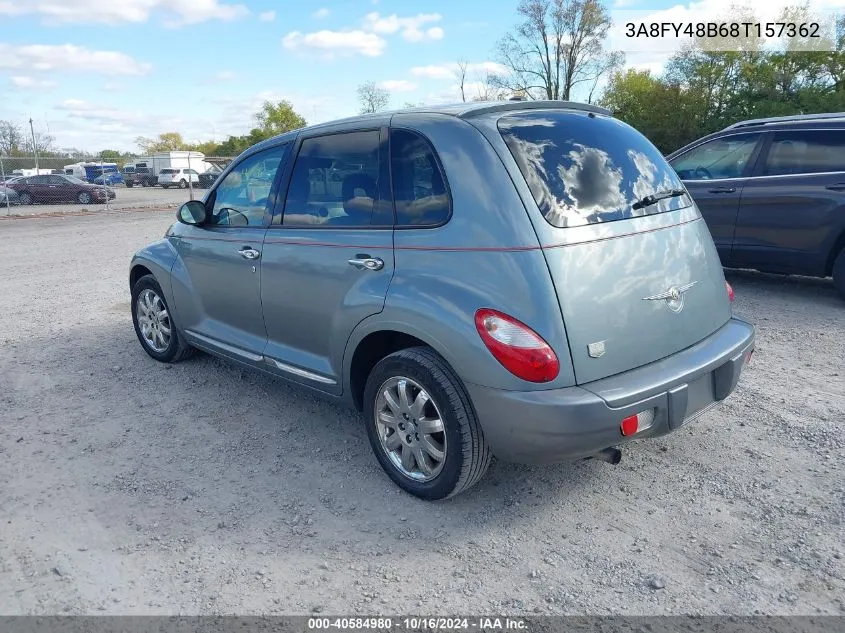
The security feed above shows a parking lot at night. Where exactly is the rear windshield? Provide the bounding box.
[498,111,690,228]
[160,169,176,174]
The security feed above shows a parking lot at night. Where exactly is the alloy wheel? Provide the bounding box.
[136,289,172,353]
[374,376,447,482]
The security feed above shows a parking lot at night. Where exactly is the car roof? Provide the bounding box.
[248,100,611,154]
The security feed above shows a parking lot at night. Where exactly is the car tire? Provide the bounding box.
[126,181,134,188]
[77,191,91,204]
[363,346,492,500]
[179,179,188,189]
[833,248,845,300]
[19,192,32,205]
[131,274,194,363]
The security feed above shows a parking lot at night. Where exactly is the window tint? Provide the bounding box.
[500,111,690,228]
[390,129,450,226]
[207,143,289,227]
[671,134,760,180]
[762,130,845,176]
[283,131,380,227]
[29,176,50,185]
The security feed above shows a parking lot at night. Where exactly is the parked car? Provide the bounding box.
[158,168,200,189]
[123,166,157,188]
[8,174,115,204]
[129,101,755,500]
[667,112,845,298]
[197,169,222,189]
[0,185,19,205]
[92,171,125,186]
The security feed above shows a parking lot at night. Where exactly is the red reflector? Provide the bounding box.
[726,281,735,303]
[620,414,639,437]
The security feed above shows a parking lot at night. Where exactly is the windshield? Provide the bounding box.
[498,111,691,228]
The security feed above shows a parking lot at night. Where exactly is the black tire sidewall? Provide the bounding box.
[363,351,467,500]
[20,193,32,205]
[131,275,180,362]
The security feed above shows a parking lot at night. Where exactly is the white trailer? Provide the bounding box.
[127,152,212,176]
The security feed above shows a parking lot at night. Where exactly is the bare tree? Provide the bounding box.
[493,0,619,101]
[357,81,390,114]
[587,50,625,103]
[0,120,23,156]
[472,72,508,101]
[24,131,55,156]
[456,59,469,102]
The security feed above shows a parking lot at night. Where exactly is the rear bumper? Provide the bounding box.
[465,317,755,464]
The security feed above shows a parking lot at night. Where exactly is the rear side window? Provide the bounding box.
[762,130,845,176]
[390,129,450,226]
[283,131,382,227]
[499,111,690,228]
[671,134,761,180]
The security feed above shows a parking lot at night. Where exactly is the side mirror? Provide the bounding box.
[177,200,207,226]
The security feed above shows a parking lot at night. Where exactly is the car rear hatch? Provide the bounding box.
[496,110,732,385]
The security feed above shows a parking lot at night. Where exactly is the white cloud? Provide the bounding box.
[215,70,235,81]
[378,79,417,92]
[313,8,330,19]
[411,61,508,80]
[282,30,387,58]
[259,10,275,22]
[363,12,444,42]
[10,76,57,89]
[0,44,151,75]
[0,0,250,27]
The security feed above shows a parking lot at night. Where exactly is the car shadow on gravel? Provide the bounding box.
[724,268,841,302]
[6,320,624,550]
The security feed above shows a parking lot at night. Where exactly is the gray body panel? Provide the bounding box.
[467,317,754,464]
[130,100,755,466]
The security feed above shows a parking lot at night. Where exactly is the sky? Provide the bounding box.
[2,0,843,154]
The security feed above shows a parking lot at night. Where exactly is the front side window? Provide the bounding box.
[762,130,845,176]
[671,134,761,180]
[283,131,380,227]
[207,143,289,227]
[390,129,450,226]
[500,111,691,228]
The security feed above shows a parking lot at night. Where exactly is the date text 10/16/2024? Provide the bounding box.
[308,617,528,631]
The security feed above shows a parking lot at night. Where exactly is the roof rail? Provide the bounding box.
[457,99,611,119]
[723,112,845,130]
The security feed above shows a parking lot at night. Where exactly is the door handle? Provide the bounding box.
[708,187,736,194]
[825,183,845,191]
[238,247,261,260]
[348,256,384,271]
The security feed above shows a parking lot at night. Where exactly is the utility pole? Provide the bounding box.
[29,118,39,172]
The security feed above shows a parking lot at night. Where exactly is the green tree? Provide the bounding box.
[136,132,188,153]
[253,100,307,138]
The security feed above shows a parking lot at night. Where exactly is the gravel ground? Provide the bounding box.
[1,186,196,217]
[1,209,843,616]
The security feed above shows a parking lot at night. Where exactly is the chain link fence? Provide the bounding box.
[0,148,233,216]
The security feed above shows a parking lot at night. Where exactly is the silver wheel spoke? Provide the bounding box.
[383,431,402,451]
[383,390,401,416]
[410,390,429,418]
[158,322,171,335]
[413,447,433,476]
[378,411,399,428]
[400,445,414,471]
[417,416,443,435]
[397,379,412,411]
[420,437,445,462]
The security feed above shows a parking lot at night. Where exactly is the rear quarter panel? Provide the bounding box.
[350,113,577,391]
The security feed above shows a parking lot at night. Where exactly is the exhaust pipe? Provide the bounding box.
[593,447,622,465]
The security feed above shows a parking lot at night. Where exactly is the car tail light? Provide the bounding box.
[726,281,735,303]
[620,409,656,437]
[474,309,559,383]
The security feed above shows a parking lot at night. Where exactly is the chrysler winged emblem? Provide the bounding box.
[642,281,698,313]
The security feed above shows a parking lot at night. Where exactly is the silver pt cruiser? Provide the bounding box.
[129,101,755,500]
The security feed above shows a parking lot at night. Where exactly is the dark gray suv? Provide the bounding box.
[667,113,845,298]
[130,101,755,500]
